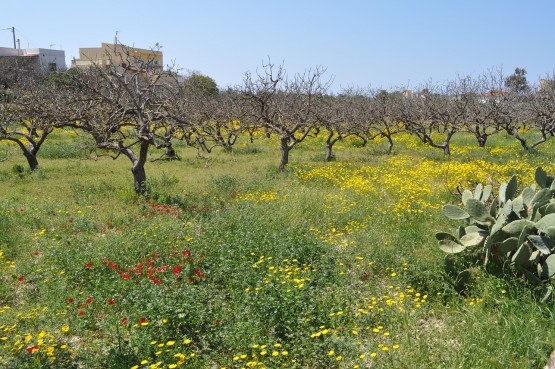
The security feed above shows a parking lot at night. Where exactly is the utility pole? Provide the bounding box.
[11,27,16,49]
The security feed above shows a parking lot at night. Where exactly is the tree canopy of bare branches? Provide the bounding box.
[240,60,331,170]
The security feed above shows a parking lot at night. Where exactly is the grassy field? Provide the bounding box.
[1,131,555,368]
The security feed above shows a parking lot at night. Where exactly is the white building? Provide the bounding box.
[0,47,66,71]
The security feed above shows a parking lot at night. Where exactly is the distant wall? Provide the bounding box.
[0,47,66,71]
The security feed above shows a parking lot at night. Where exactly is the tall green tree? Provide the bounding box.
[505,67,530,94]
[183,72,219,96]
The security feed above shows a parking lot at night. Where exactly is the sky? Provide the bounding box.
[2,0,554,92]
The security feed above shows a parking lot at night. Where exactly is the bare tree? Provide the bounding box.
[188,89,242,153]
[476,68,529,150]
[460,74,500,147]
[396,83,458,156]
[241,60,331,171]
[366,88,406,153]
[347,90,378,148]
[313,90,359,161]
[0,72,75,171]
[521,76,555,150]
[0,56,44,90]
[69,42,177,195]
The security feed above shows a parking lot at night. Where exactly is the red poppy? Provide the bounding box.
[139,317,147,324]
[173,266,181,275]
[67,298,74,303]
[121,317,128,324]
[18,276,25,282]
[86,263,93,268]
[108,299,115,305]
[27,345,39,353]
[194,269,205,279]
[150,277,162,285]
[122,274,130,279]
[87,297,93,303]
[68,219,73,224]
[34,251,39,256]
[78,311,85,316]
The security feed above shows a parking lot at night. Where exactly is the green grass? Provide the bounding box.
[0,132,554,368]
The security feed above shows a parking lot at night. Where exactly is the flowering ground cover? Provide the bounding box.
[1,131,555,368]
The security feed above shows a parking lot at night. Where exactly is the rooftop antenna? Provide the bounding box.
[11,27,16,49]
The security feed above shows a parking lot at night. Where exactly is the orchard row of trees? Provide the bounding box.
[1,43,555,194]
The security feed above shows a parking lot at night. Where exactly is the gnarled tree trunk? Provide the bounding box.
[122,140,150,196]
[279,136,291,171]
[23,150,39,171]
[131,163,147,195]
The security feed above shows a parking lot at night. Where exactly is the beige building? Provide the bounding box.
[539,79,555,92]
[71,42,163,71]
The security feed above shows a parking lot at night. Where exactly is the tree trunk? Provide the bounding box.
[325,130,334,161]
[385,135,394,154]
[279,137,290,171]
[165,145,178,160]
[477,135,487,147]
[131,140,150,195]
[131,162,147,195]
[475,125,487,147]
[443,144,451,156]
[324,143,333,161]
[24,151,39,171]
[357,134,368,147]
[11,139,39,171]
[512,128,530,152]
[442,130,456,156]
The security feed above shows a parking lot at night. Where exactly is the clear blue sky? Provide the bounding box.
[2,0,554,91]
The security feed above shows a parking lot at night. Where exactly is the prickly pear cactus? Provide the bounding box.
[437,168,555,299]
